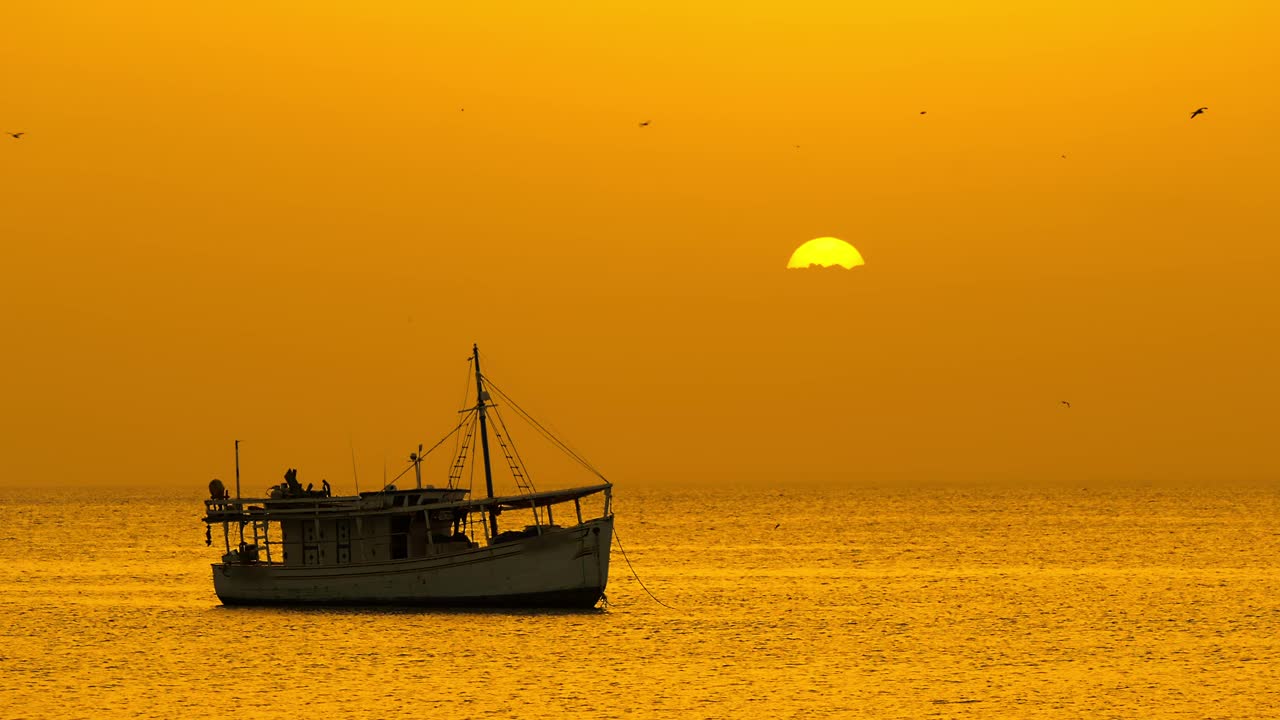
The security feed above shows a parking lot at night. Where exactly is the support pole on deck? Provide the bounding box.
[235,439,244,546]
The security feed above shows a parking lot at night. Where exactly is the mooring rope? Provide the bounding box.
[612,526,679,612]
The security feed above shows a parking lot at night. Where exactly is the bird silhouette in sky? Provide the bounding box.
[1190,107,1207,119]
[1061,401,1071,409]
[774,523,781,530]
[638,120,651,127]
[920,111,927,115]
[7,132,23,139]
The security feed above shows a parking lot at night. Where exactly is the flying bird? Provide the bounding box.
[773,523,781,530]
[638,120,651,127]
[8,132,23,139]
[919,111,927,115]
[1190,107,1207,119]
[1060,401,1071,409]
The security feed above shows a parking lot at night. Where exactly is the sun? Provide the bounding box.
[786,237,865,269]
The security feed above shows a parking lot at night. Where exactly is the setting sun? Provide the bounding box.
[786,237,865,270]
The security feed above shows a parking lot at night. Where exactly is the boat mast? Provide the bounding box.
[472,344,500,539]
[411,443,423,489]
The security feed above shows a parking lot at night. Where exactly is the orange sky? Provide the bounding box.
[2,1,1278,491]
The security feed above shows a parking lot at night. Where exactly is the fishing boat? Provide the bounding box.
[201,345,614,608]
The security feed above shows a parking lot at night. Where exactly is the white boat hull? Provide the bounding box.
[212,517,612,608]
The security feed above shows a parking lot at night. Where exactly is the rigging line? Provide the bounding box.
[503,393,605,479]
[521,415,606,482]
[496,401,594,481]
[387,409,476,487]
[489,405,540,526]
[451,358,473,469]
[483,378,583,461]
[424,408,476,458]
[612,526,679,612]
[454,412,479,490]
[460,356,475,408]
[467,412,478,499]
[468,419,480,541]
[482,377,609,482]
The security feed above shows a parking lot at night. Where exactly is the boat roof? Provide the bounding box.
[203,483,611,523]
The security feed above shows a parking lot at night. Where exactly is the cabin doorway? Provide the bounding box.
[390,516,410,560]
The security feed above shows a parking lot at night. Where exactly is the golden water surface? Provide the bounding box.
[1,484,1276,718]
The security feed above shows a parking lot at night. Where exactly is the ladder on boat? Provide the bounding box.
[491,423,541,526]
[492,425,536,496]
[247,516,272,562]
[447,417,477,490]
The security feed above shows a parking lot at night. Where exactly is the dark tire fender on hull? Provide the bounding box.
[217,586,605,609]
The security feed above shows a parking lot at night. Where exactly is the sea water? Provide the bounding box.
[0,484,1276,719]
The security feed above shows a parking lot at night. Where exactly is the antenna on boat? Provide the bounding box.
[349,435,361,495]
[234,439,244,546]
[473,343,500,539]
[410,443,424,488]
